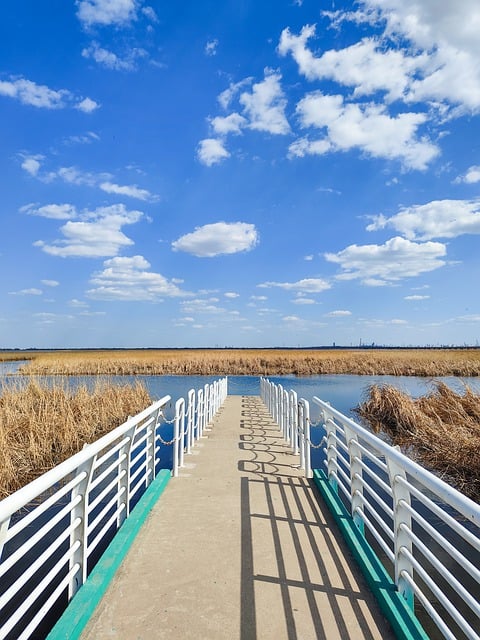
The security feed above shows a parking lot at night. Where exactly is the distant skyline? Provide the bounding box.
[1,0,479,349]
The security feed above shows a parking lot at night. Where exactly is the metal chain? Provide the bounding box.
[156,433,179,446]
[158,410,177,425]
[305,437,326,449]
[307,416,324,428]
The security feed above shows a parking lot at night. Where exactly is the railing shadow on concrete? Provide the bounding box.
[260,377,480,640]
[238,395,392,640]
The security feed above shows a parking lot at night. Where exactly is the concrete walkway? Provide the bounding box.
[81,396,394,640]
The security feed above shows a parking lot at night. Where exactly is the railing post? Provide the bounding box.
[204,383,210,427]
[298,399,311,476]
[186,389,195,453]
[387,452,414,609]
[118,424,136,524]
[197,389,204,439]
[324,413,338,493]
[148,408,161,482]
[344,425,365,535]
[173,398,184,477]
[283,388,290,440]
[0,517,11,563]
[69,453,96,599]
[289,390,298,453]
[303,400,311,478]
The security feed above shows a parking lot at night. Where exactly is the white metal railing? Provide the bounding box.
[260,377,480,640]
[0,376,227,640]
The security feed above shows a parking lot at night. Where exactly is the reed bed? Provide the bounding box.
[355,383,480,501]
[0,379,151,498]
[15,348,480,377]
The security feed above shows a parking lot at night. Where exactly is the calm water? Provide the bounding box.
[1,360,480,419]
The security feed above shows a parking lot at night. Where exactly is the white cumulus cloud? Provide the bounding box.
[197,138,230,166]
[325,236,447,285]
[367,198,480,240]
[87,255,186,301]
[34,204,143,258]
[291,92,438,170]
[239,70,290,135]
[455,166,480,184]
[172,222,258,258]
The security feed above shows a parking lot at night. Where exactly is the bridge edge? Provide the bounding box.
[46,468,171,640]
[312,468,429,640]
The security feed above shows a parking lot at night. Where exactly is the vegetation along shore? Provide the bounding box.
[3,347,480,377]
[0,379,150,499]
[1,348,479,501]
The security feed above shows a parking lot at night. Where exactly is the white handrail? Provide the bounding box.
[260,376,480,640]
[0,376,228,640]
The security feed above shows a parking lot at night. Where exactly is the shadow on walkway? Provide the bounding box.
[238,396,393,640]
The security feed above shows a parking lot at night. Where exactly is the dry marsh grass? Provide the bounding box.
[0,379,151,498]
[355,383,480,501]
[16,348,480,377]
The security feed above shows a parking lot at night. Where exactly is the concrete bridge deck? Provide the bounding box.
[81,395,394,640]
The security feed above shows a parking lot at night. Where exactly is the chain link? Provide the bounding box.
[305,437,325,449]
[307,416,324,428]
[158,410,176,425]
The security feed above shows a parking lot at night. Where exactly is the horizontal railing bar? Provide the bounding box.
[313,396,480,525]
[0,395,171,522]
[401,500,480,585]
[354,489,394,541]
[130,428,152,455]
[395,477,480,552]
[400,571,458,640]
[129,457,151,487]
[17,563,81,640]
[399,523,480,617]
[87,505,125,558]
[88,472,126,514]
[91,435,130,474]
[0,517,81,610]
[0,541,81,638]
[87,492,124,536]
[0,495,81,579]
[354,505,395,563]
[354,441,389,473]
[353,459,393,499]
[4,472,85,544]
[401,548,480,640]
[89,454,126,494]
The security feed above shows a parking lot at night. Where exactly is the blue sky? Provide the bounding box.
[1,0,480,349]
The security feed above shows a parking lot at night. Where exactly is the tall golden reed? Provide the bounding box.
[355,383,480,501]
[0,379,151,498]
[14,348,480,377]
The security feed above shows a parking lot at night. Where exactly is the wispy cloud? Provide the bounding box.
[259,278,331,293]
[0,76,97,111]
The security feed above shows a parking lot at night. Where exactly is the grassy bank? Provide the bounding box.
[355,383,480,501]
[0,379,151,498]
[13,348,480,377]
